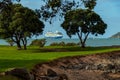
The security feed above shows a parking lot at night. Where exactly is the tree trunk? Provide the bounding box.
[81,42,85,48]
[16,41,22,50]
[77,31,90,48]
[23,44,27,50]
[22,38,27,50]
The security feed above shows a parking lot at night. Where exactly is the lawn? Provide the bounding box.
[0,45,120,72]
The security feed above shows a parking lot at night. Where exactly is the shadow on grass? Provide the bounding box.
[31,46,114,53]
[0,59,47,72]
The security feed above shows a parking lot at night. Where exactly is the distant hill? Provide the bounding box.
[110,32,120,38]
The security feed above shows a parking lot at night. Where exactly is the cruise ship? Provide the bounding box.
[45,31,63,39]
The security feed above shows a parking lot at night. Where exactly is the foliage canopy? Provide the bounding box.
[38,0,96,23]
[0,4,44,49]
[61,9,107,47]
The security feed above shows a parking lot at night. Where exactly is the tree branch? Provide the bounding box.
[83,32,90,43]
[11,37,16,43]
[77,31,83,44]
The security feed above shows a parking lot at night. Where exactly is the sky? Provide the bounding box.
[18,0,120,39]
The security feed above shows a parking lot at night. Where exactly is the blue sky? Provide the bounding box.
[19,0,120,39]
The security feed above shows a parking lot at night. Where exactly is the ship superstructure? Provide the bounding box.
[45,31,63,39]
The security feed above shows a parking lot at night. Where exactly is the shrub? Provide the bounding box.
[59,41,65,46]
[30,39,46,47]
[50,41,80,46]
[6,39,14,46]
[50,41,65,46]
[66,42,78,46]
[50,42,59,46]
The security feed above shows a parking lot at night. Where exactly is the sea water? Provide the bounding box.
[1,38,120,47]
[45,38,120,47]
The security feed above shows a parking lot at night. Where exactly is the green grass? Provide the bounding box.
[0,45,120,72]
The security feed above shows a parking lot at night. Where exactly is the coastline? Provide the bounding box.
[1,38,120,47]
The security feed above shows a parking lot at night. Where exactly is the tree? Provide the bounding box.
[38,0,96,23]
[61,9,107,48]
[0,4,44,50]
[39,0,107,48]
[0,0,20,10]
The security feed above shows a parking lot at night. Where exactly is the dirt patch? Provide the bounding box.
[31,51,120,80]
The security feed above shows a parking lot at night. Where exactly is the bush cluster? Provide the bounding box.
[30,39,46,47]
[50,41,80,46]
[6,39,14,46]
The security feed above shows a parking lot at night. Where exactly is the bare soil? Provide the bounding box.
[31,51,120,80]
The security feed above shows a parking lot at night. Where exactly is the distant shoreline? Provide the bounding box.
[1,38,120,47]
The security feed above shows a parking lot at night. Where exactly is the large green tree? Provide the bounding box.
[39,0,107,48]
[0,4,44,49]
[61,9,107,48]
[0,0,20,10]
[38,0,96,23]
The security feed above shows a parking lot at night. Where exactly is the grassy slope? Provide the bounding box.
[0,46,120,72]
